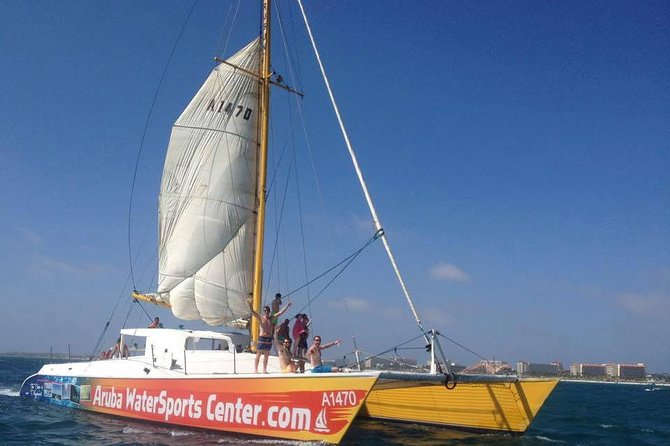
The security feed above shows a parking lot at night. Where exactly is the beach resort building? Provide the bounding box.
[618,363,646,379]
[572,363,607,377]
[570,362,646,379]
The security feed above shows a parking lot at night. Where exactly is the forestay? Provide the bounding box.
[157,39,260,326]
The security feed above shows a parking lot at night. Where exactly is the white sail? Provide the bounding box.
[157,39,260,326]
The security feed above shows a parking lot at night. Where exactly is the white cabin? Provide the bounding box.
[37,328,291,379]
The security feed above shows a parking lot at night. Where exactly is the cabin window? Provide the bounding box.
[185,337,230,351]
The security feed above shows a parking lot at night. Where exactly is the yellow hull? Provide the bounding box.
[361,375,558,433]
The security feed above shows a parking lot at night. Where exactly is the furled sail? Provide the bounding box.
[157,39,260,326]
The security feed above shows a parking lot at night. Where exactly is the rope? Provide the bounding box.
[126,0,199,290]
[263,148,293,304]
[215,0,241,58]
[438,332,489,362]
[293,130,313,320]
[88,269,135,358]
[288,230,382,314]
[349,333,427,370]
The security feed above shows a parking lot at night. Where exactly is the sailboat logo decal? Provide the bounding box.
[314,407,330,433]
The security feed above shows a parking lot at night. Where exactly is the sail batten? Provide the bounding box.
[173,124,260,142]
[156,38,261,326]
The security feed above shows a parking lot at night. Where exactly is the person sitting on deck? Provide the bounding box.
[110,338,129,359]
[277,338,296,373]
[148,317,160,328]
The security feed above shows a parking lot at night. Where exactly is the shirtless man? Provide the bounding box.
[305,335,341,373]
[249,299,291,373]
[277,338,296,373]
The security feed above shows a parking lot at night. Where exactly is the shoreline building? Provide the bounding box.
[619,363,646,379]
[570,362,646,379]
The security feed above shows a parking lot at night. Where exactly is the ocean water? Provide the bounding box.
[1,356,668,445]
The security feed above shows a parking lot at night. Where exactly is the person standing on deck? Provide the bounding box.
[275,319,290,344]
[296,314,310,360]
[292,314,304,357]
[271,293,282,327]
[248,298,291,373]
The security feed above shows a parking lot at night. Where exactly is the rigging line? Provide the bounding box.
[271,7,306,298]
[277,3,334,322]
[294,98,336,253]
[273,12,320,320]
[129,210,157,286]
[297,0,428,341]
[274,0,303,94]
[89,319,112,358]
[339,292,358,363]
[289,93,314,322]
[263,155,294,303]
[261,107,286,302]
[92,189,157,356]
[215,0,241,58]
[135,249,158,290]
[438,332,489,362]
[89,267,136,358]
[263,96,305,304]
[301,240,367,311]
[292,230,382,314]
[275,1,334,255]
[125,299,153,330]
[121,300,135,330]
[285,231,379,302]
[354,333,427,367]
[270,131,283,296]
[128,211,160,292]
[126,0,199,291]
[266,141,290,199]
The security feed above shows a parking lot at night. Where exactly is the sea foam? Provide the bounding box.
[0,388,19,397]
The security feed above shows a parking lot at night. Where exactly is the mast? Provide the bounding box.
[250,0,272,350]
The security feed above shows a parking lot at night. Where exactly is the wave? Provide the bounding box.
[0,388,19,397]
[170,430,194,437]
[122,426,154,434]
[534,436,566,443]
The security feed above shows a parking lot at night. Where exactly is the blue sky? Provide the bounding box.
[1,1,668,372]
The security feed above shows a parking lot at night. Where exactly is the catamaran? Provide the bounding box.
[20,2,378,443]
[21,0,557,442]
